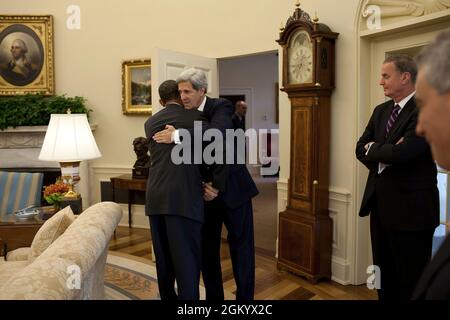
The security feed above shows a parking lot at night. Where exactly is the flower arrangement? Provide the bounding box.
[43,179,70,207]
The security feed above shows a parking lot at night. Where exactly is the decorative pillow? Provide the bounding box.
[6,247,31,261]
[28,206,75,261]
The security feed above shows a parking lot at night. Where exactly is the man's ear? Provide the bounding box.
[402,72,412,84]
[159,99,165,106]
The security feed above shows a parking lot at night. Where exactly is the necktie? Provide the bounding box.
[385,104,401,135]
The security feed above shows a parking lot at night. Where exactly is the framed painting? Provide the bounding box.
[0,15,54,95]
[122,59,152,115]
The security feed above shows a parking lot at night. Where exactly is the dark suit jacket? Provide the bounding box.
[412,235,450,299]
[232,114,245,131]
[355,97,439,230]
[202,97,258,209]
[144,103,221,223]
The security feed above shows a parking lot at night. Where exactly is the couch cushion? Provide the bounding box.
[6,247,31,261]
[0,257,77,300]
[0,260,30,286]
[29,206,75,261]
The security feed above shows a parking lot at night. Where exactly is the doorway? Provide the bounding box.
[218,51,279,255]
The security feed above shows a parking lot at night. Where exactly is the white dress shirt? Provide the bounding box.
[366,91,415,174]
[172,96,207,144]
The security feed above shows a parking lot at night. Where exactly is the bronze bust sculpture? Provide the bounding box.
[132,137,150,179]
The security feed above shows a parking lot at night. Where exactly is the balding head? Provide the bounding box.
[235,100,247,117]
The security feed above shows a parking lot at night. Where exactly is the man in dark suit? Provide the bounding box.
[154,68,259,300]
[412,30,450,300]
[144,80,224,300]
[355,55,439,300]
[231,100,247,131]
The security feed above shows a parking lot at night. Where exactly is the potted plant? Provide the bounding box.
[0,94,92,130]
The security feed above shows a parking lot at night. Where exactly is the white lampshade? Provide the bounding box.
[39,114,101,162]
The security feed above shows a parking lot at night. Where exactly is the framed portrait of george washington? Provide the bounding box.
[122,59,152,115]
[0,15,54,95]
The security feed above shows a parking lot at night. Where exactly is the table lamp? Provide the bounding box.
[39,112,101,211]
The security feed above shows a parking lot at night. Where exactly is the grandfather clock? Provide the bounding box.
[276,3,338,283]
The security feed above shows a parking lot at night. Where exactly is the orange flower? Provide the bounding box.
[43,180,70,205]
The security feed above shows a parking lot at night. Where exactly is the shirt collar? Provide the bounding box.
[395,91,416,110]
[198,96,207,112]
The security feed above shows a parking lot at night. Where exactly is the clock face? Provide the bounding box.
[288,30,313,84]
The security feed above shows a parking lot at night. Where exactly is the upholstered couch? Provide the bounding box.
[0,201,122,300]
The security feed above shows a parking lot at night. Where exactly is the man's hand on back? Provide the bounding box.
[203,182,219,201]
[153,125,175,144]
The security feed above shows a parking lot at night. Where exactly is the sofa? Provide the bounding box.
[0,201,122,300]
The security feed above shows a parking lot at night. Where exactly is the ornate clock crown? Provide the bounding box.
[278,1,333,42]
[286,1,312,27]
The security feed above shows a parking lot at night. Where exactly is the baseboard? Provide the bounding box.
[331,256,352,285]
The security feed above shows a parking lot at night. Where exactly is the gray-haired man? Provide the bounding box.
[153,68,259,300]
[413,29,450,300]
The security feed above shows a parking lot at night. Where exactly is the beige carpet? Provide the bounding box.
[105,251,235,300]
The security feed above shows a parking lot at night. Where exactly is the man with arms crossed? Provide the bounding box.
[355,55,439,300]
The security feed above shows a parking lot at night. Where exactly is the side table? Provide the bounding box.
[110,174,147,228]
[0,215,44,259]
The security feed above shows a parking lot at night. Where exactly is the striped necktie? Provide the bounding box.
[385,104,401,135]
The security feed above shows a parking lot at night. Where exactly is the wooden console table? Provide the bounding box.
[110,174,147,228]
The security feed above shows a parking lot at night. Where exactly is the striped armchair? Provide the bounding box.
[0,171,44,217]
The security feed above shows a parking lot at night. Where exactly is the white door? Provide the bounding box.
[151,47,218,114]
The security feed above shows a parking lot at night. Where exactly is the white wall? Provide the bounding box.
[219,52,279,131]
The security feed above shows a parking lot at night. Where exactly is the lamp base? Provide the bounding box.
[60,196,82,215]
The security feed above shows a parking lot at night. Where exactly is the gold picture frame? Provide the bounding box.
[0,15,54,95]
[122,59,152,115]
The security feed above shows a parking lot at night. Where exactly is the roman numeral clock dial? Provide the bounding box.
[288,30,313,84]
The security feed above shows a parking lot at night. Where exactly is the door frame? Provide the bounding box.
[219,87,254,131]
